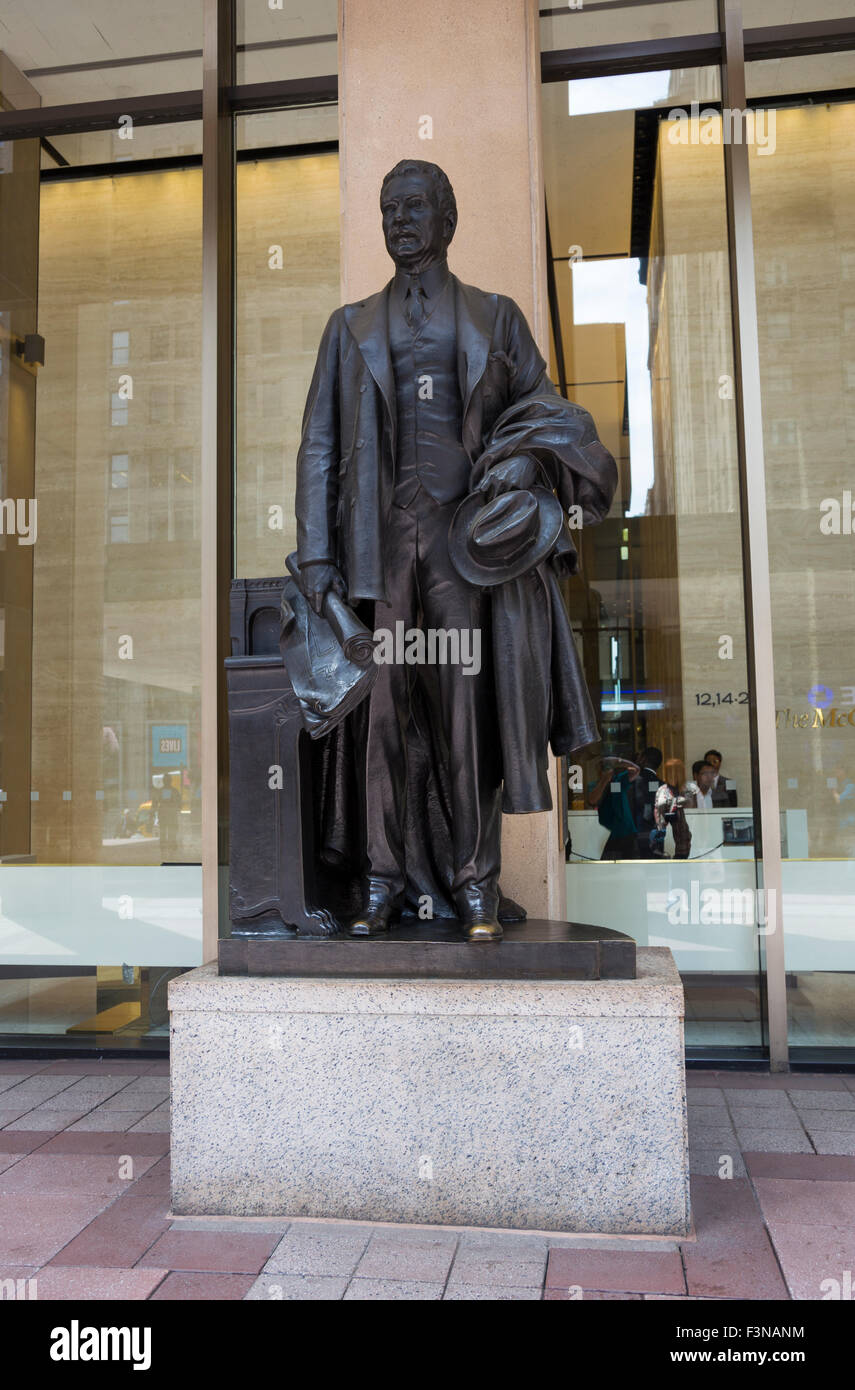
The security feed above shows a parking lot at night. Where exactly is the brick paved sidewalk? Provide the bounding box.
[1,1059,854,1301]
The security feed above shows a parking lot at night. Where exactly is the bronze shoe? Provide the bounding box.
[348,881,399,937]
[497,887,526,924]
[464,918,503,941]
[348,904,394,937]
[455,885,503,943]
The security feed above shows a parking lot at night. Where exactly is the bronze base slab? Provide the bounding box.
[218,919,636,980]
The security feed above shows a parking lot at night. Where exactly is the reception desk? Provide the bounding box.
[566,807,853,975]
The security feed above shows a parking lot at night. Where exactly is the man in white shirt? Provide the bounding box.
[687,760,716,810]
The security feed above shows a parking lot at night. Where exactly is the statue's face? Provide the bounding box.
[381,172,452,269]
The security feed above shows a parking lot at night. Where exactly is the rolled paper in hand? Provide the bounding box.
[283,550,377,665]
[324,590,377,666]
[280,595,296,633]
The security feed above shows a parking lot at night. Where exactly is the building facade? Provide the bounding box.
[0,0,853,1068]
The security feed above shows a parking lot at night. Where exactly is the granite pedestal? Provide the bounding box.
[169,947,689,1235]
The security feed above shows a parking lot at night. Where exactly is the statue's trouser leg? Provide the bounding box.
[361,502,419,900]
[362,493,502,913]
[414,498,502,914]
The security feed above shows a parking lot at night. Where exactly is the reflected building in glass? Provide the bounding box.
[0,0,853,1068]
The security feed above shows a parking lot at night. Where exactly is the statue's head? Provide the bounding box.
[380,159,457,271]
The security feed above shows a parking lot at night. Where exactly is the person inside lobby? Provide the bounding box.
[630,745,663,857]
[685,759,717,810]
[587,756,641,860]
[652,758,692,860]
[704,748,737,808]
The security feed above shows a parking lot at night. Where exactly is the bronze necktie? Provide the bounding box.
[404,279,426,331]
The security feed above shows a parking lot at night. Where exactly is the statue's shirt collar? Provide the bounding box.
[392,258,450,310]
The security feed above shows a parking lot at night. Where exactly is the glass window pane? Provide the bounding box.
[235,112,340,579]
[0,131,203,1043]
[544,66,767,1051]
[541,0,718,54]
[0,1,203,107]
[236,103,337,152]
[111,329,130,364]
[744,1,855,26]
[747,49,855,102]
[40,123,203,171]
[111,453,129,488]
[236,0,337,86]
[748,51,855,1052]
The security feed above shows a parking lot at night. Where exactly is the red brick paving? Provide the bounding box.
[761,1220,855,1301]
[48,1194,172,1269]
[0,1191,117,1266]
[29,1266,169,1300]
[544,1288,643,1300]
[129,1155,171,1195]
[546,1247,685,1295]
[41,1061,159,1075]
[0,1152,159,1196]
[139,1230,280,1274]
[0,1067,853,1298]
[37,1131,170,1157]
[0,1131,52,1155]
[149,1272,256,1300]
[744,1151,855,1181]
[694,1072,848,1091]
[681,1176,789,1300]
[752,1175,855,1228]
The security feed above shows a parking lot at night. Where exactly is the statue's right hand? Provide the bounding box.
[300,562,345,617]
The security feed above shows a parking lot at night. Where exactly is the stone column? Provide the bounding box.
[338,0,566,919]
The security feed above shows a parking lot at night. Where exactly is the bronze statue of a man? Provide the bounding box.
[295,159,616,941]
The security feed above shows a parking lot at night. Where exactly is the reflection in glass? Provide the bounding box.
[544,66,765,1049]
[748,55,855,1049]
[235,119,340,578]
[40,123,203,171]
[236,0,337,86]
[0,140,203,1041]
[0,1,203,106]
[540,0,717,55]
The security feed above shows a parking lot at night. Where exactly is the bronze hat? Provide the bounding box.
[448,485,565,586]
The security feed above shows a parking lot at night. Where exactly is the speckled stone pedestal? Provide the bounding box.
[169,947,689,1235]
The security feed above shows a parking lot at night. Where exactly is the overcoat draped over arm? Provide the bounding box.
[472,391,617,812]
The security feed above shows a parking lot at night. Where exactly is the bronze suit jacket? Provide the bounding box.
[295,273,619,813]
[296,272,594,601]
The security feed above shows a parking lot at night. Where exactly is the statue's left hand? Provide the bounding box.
[475,453,539,500]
